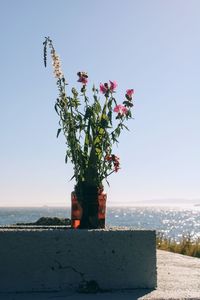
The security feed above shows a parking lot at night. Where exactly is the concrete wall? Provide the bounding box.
[0,228,157,292]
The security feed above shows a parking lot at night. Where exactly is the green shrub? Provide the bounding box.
[157,233,200,258]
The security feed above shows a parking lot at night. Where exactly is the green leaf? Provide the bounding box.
[56,128,62,138]
[116,127,121,136]
[101,118,108,128]
[105,178,110,187]
[122,124,129,131]
[102,113,108,120]
[107,110,112,125]
[99,128,104,135]
[85,133,89,146]
[54,103,59,115]
[112,97,117,106]
[69,174,75,181]
[123,100,133,107]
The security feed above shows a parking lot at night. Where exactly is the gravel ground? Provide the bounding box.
[0,250,200,300]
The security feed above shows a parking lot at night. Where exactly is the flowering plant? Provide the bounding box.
[43,37,134,227]
[43,37,134,185]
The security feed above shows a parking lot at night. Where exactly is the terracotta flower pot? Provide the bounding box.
[71,189,107,229]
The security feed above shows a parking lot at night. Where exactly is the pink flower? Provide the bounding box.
[100,83,108,94]
[78,76,88,84]
[109,80,117,92]
[114,104,128,115]
[126,89,134,98]
[77,71,88,85]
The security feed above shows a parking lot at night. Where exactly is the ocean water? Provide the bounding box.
[0,206,200,241]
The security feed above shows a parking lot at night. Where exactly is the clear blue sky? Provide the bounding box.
[1,0,200,206]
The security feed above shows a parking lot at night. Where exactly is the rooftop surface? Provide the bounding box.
[0,250,200,300]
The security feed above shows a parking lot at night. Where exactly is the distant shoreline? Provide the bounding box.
[0,203,200,209]
[1,199,200,209]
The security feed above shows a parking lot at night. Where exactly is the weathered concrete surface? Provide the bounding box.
[150,250,200,299]
[0,250,199,299]
[0,228,156,292]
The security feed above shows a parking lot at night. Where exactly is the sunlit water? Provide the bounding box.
[0,206,200,241]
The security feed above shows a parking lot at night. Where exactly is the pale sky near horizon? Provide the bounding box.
[0,0,200,206]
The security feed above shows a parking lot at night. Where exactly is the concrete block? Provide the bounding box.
[0,228,157,292]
